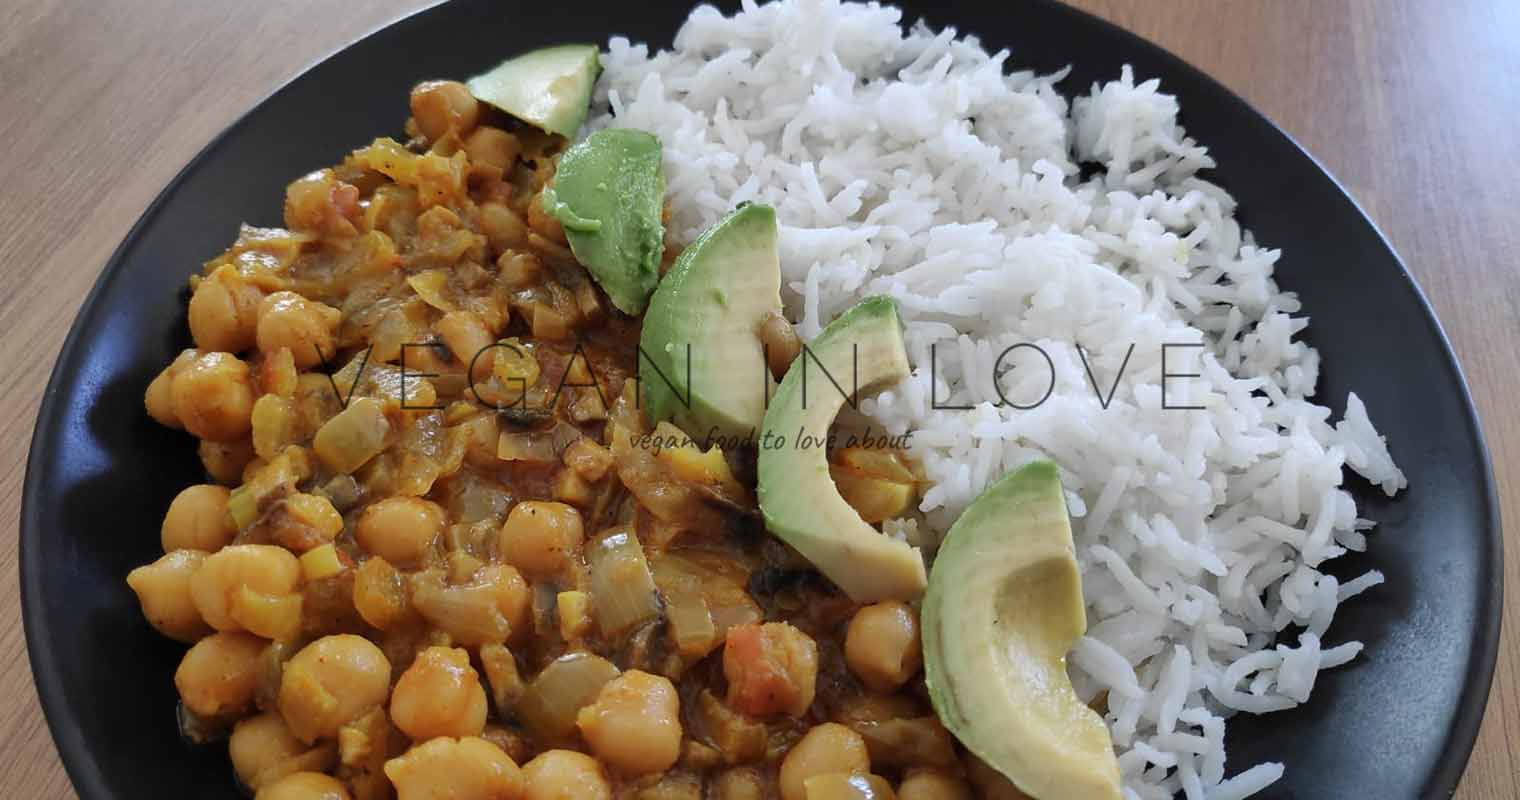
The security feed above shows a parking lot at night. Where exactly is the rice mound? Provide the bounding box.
[590,0,1407,796]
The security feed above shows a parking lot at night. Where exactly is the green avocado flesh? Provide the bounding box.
[755,296,926,603]
[544,128,666,315]
[640,203,782,441]
[466,44,601,138]
[922,460,1121,800]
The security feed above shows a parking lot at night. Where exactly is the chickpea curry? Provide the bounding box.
[125,45,1071,800]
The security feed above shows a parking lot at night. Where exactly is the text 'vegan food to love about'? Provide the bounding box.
[124,1,1410,799]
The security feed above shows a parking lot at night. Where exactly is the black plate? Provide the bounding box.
[21,0,1502,798]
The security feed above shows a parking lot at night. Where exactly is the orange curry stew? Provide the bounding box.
[126,78,1007,800]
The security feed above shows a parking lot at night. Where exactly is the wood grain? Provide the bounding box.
[0,1,1514,797]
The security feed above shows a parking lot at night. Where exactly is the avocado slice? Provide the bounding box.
[922,460,1121,800]
[467,44,601,138]
[640,203,781,440]
[543,128,665,315]
[756,296,926,603]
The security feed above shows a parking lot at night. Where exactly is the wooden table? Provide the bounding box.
[1,0,1514,796]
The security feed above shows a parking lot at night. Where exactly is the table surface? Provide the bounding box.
[2,0,1516,797]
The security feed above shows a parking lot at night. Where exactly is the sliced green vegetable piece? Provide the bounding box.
[543,128,665,315]
[466,44,601,138]
[756,296,925,603]
[640,203,782,440]
[922,460,1121,800]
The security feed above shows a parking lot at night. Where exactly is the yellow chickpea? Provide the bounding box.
[390,646,488,741]
[189,265,264,354]
[897,769,973,800]
[522,750,611,800]
[778,723,871,800]
[171,351,256,441]
[355,497,446,566]
[126,549,211,642]
[230,712,320,790]
[355,498,443,568]
[255,771,351,800]
[174,631,267,718]
[279,634,392,743]
[145,348,200,429]
[479,202,528,254]
[200,437,257,484]
[190,545,301,632]
[256,292,341,369]
[575,670,682,776]
[464,126,521,171]
[161,484,237,552]
[409,80,481,142]
[435,311,496,382]
[844,601,923,692]
[497,501,583,579]
[384,736,523,800]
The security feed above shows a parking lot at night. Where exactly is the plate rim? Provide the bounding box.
[19,1,1503,798]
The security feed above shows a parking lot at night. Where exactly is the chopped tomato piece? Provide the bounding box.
[723,622,818,718]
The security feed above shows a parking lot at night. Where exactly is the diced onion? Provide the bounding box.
[588,529,664,638]
[516,653,619,742]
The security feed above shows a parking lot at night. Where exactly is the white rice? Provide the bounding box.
[589,0,1407,796]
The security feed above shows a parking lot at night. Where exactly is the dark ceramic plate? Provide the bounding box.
[21,0,1502,798]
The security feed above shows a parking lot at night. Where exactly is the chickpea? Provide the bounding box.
[844,601,923,692]
[279,634,392,743]
[522,750,611,800]
[256,292,341,369]
[390,646,488,741]
[200,437,257,484]
[230,712,316,790]
[436,311,496,382]
[171,351,256,441]
[255,771,351,800]
[898,769,973,800]
[575,670,682,776]
[355,497,445,566]
[497,501,583,579]
[409,80,480,142]
[759,311,802,381]
[161,484,237,552]
[464,126,522,171]
[190,545,301,632]
[174,631,266,717]
[189,265,264,354]
[126,550,211,642]
[479,202,528,254]
[384,736,523,800]
[778,723,870,800]
[145,348,200,429]
[346,496,431,555]
[285,170,357,234]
